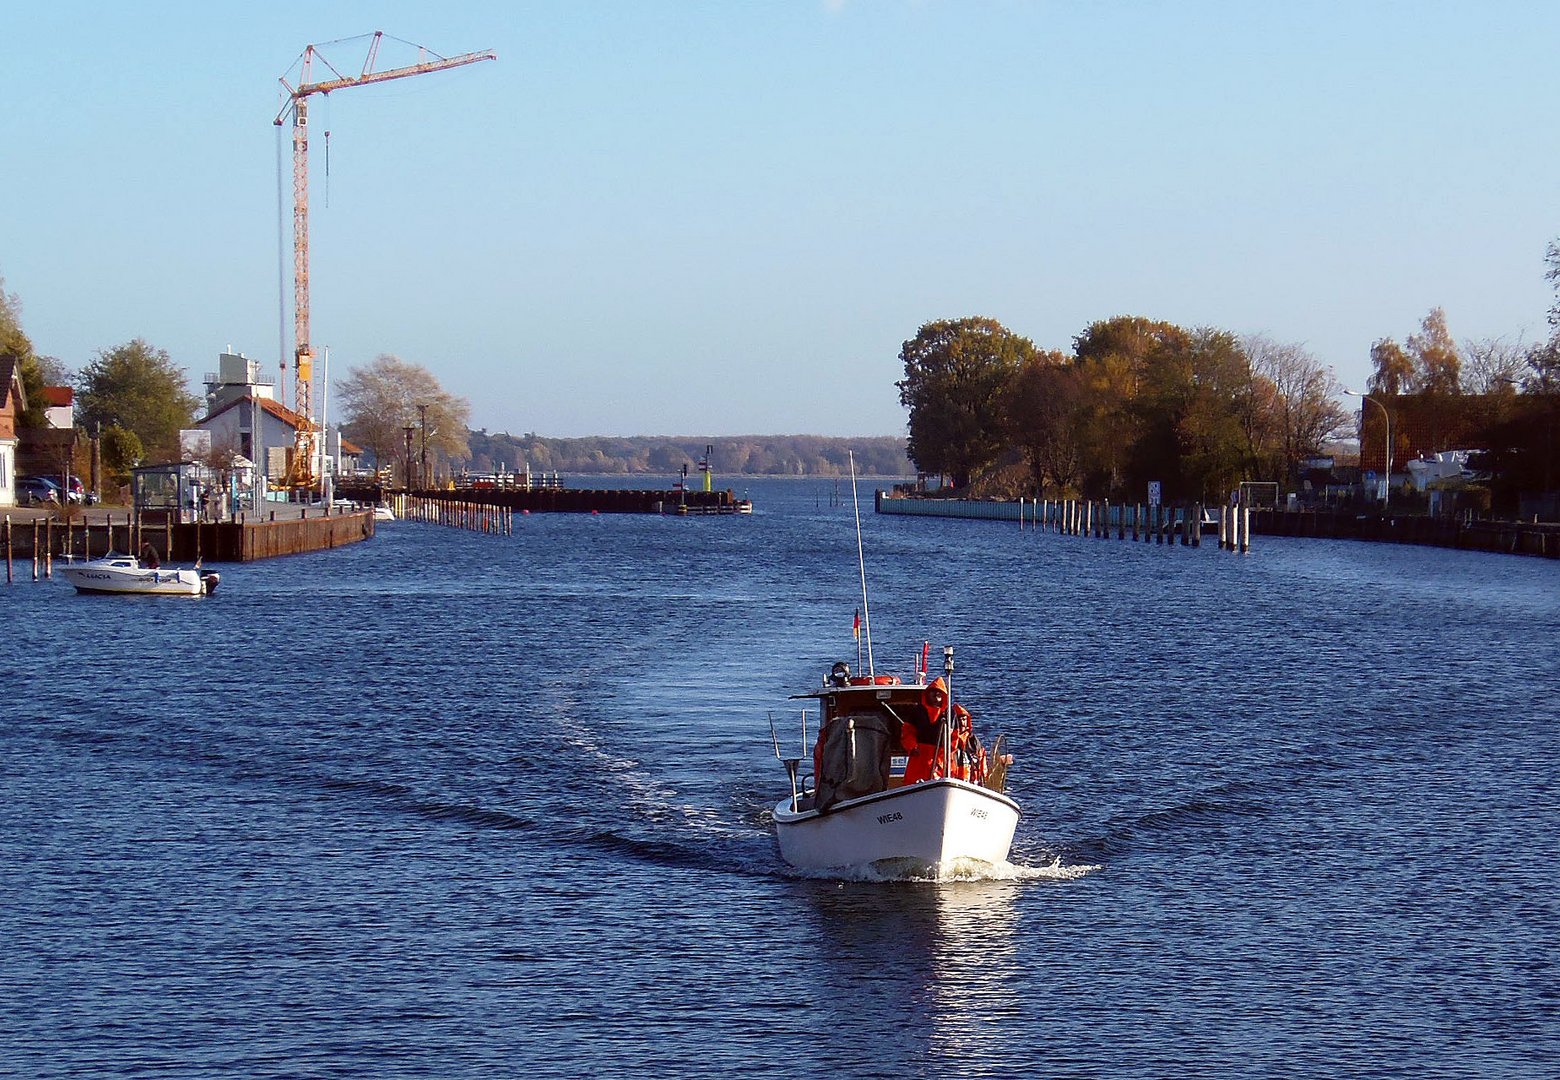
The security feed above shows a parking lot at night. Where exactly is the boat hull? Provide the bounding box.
[61,565,215,596]
[773,778,1019,874]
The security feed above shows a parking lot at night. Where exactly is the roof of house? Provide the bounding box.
[203,391,314,432]
[339,437,363,455]
[0,357,23,412]
[41,385,73,407]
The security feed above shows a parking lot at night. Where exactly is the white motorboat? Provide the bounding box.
[772,659,1018,875]
[373,506,396,522]
[61,555,220,596]
[772,452,1019,876]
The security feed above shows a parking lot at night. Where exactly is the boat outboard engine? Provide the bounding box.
[201,572,221,595]
[829,661,851,687]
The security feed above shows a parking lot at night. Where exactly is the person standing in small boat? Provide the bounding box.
[139,544,160,569]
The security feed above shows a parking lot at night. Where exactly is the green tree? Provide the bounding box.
[0,275,43,425]
[897,317,1035,489]
[336,354,471,480]
[1171,329,1258,501]
[100,424,144,488]
[76,339,200,462]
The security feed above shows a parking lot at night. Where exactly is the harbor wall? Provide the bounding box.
[874,492,1026,521]
[1251,508,1560,558]
[339,484,746,515]
[2,509,375,564]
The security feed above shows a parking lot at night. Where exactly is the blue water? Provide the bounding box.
[3,478,1558,1078]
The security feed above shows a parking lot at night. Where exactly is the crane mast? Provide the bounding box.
[274,31,495,491]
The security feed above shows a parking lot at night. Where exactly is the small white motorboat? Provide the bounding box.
[373,506,396,522]
[772,452,1019,876]
[61,554,220,596]
[772,656,1019,875]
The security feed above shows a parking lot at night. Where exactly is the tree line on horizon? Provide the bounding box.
[465,431,911,479]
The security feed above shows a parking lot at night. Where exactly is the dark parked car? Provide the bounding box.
[17,477,60,505]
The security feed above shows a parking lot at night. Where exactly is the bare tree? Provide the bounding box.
[336,354,471,479]
[1244,335,1350,486]
[1461,334,1527,394]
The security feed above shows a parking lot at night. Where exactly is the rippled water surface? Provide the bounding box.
[4,479,1559,1078]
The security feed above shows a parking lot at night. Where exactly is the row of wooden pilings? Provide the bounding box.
[1016,499,1253,552]
[396,494,514,535]
[3,512,163,584]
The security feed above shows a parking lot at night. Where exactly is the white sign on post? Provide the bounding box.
[1147,481,1162,507]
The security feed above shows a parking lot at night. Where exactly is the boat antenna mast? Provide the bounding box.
[942,645,955,778]
[849,450,875,675]
[273,30,496,493]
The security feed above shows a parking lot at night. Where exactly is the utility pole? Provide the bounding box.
[403,425,417,490]
[418,403,430,490]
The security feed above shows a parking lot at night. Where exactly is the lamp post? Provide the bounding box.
[1345,389,1391,510]
[403,425,417,490]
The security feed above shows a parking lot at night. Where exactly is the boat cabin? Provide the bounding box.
[796,663,997,813]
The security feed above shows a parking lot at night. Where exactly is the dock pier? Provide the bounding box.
[3,506,374,582]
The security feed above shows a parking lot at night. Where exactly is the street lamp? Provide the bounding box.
[403,425,417,490]
[1344,389,1391,510]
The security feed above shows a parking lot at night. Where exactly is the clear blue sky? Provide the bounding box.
[4,2,1557,437]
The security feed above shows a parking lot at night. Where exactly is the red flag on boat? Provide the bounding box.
[921,640,930,677]
[853,609,861,640]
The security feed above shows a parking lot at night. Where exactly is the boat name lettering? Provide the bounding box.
[969,807,988,820]
[876,811,902,825]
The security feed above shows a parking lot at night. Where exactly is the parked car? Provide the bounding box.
[17,477,60,505]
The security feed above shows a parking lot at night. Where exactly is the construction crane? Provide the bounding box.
[273,31,495,491]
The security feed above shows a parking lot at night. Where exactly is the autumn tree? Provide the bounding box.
[1407,307,1462,395]
[1003,350,1082,494]
[76,339,200,462]
[336,353,471,481]
[1367,337,1414,394]
[1071,316,1194,497]
[897,317,1034,489]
